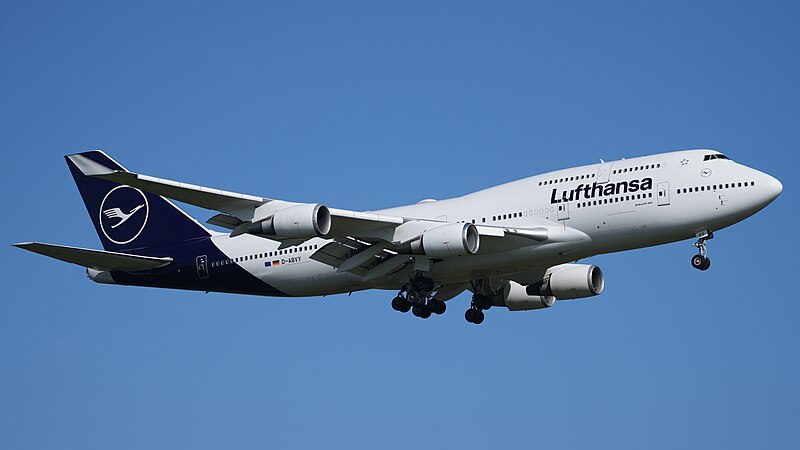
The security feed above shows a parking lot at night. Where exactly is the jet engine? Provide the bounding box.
[527,263,604,300]
[246,203,332,238]
[398,223,480,258]
[502,280,555,311]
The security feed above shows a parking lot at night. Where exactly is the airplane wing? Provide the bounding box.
[13,242,173,271]
[66,152,405,235]
[67,152,270,217]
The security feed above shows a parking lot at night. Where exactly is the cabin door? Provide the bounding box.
[596,161,615,184]
[557,202,570,220]
[196,255,209,279]
[657,182,670,206]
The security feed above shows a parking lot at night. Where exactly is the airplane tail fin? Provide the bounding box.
[65,151,211,254]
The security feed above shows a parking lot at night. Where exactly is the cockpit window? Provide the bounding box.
[703,154,731,161]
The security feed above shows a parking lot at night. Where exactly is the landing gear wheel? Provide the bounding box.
[465,308,484,324]
[406,290,422,306]
[691,254,710,271]
[391,296,411,313]
[428,299,446,315]
[412,305,431,319]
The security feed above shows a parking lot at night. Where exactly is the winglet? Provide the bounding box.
[66,153,122,177]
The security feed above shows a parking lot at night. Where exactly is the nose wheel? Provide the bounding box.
[691,254,711,271]
[691,231,713,271]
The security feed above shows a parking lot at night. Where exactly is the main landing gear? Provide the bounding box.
[465,282,493,325]
[390,276,446,320]
[691,230,714,271]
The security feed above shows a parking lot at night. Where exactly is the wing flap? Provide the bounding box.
[206,213,244,230]
[310,241,369,276]
[13,242,172,271]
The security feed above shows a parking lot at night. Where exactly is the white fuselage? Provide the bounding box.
[208,149,782,296]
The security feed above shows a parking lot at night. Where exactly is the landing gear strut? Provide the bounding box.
[691,231,713,271]
[465,281,492,325]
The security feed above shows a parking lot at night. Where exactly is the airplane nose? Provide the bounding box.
[766,174,783,201]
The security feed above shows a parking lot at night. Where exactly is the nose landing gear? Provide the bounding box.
[691,231,713,271]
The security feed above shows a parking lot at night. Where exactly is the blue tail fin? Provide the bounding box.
[66,151,210,254]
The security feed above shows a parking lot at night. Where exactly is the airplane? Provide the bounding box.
[14,149,782,324]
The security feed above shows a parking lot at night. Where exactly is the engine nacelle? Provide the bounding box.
[248,203,332,238]
[502,280,555,311]
[528,263,604,299]
[398,223,480,258]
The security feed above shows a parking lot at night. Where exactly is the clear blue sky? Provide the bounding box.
[2,1,798,448]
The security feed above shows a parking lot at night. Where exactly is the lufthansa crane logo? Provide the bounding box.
[99,186,149,245]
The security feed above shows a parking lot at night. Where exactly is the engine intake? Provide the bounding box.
[398,223,480,258]
[247,203,331,238]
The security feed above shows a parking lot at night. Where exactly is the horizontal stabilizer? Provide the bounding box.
[13,242,172,271]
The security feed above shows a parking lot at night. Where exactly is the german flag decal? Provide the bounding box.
[265,260,280,267]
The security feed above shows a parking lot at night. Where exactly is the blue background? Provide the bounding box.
[2,1,797,448]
